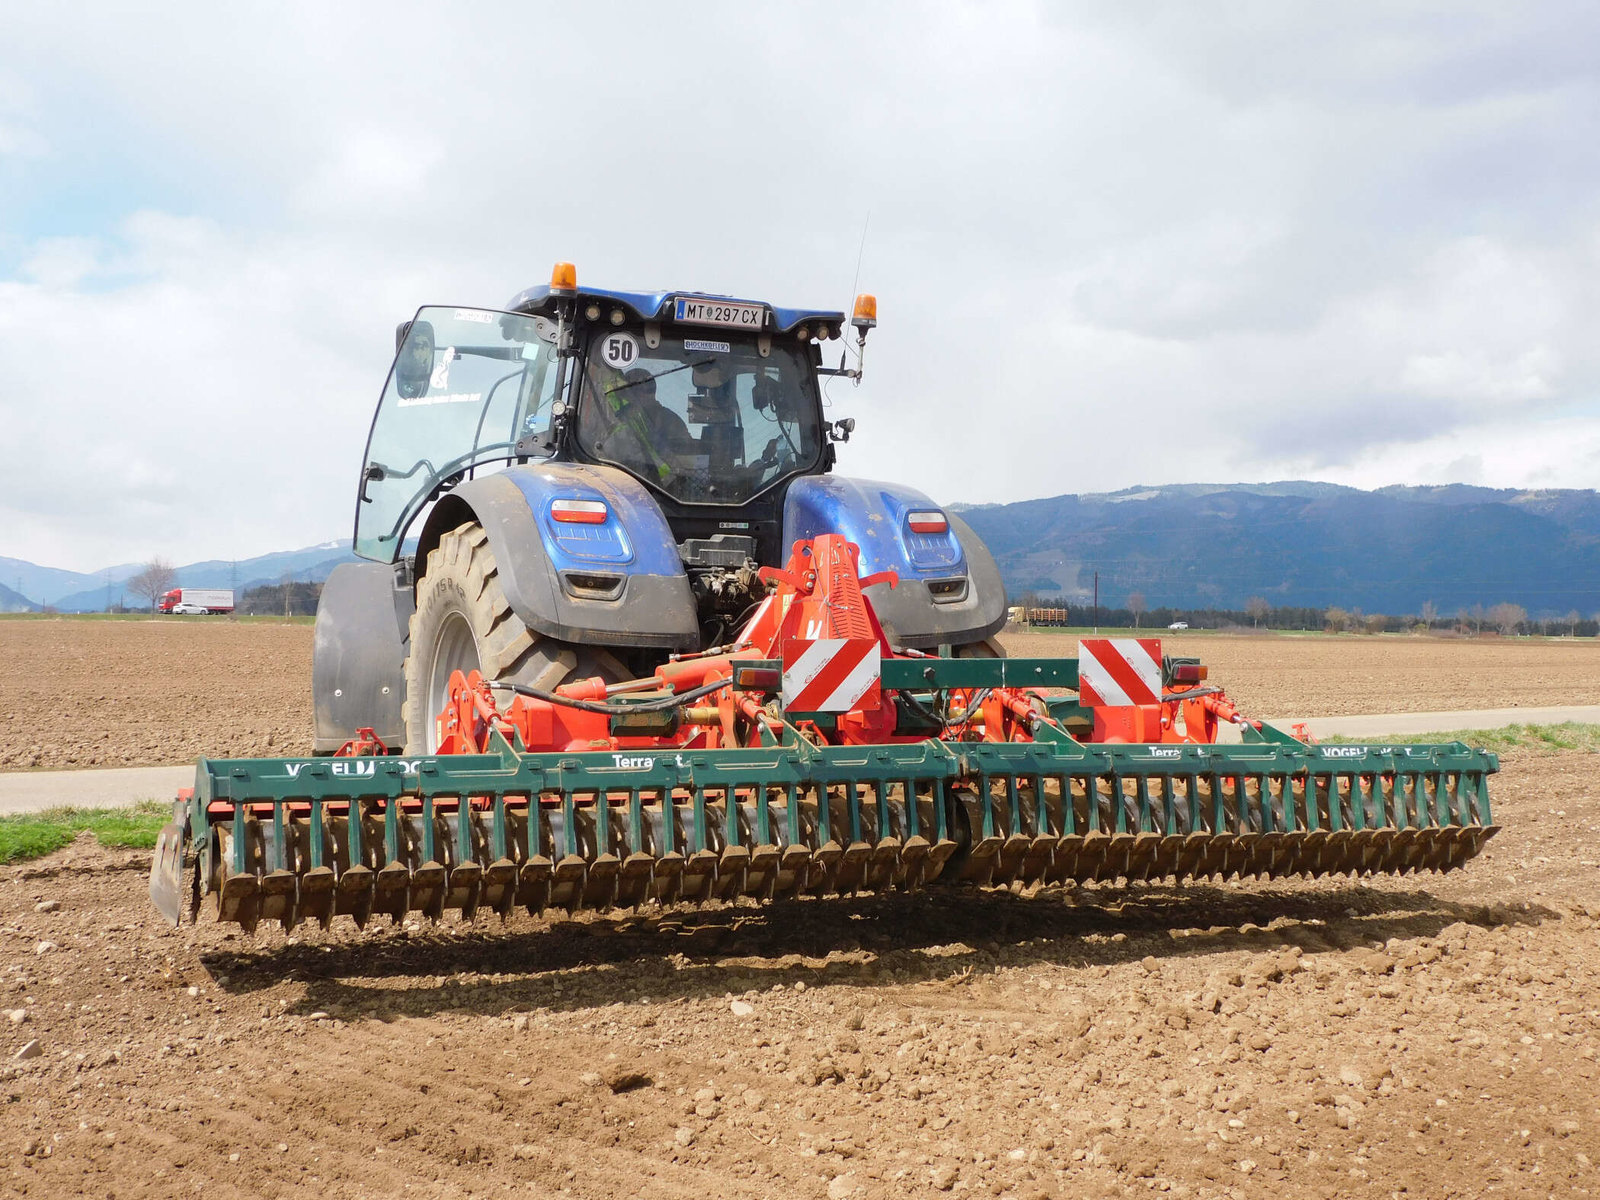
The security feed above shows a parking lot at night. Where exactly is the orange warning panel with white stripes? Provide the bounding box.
[781,637,882,712]
[1077,638,1163,707]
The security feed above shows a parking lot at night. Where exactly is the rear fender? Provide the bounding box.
[782,475,1007,649]
[416,464,698,651]
[312,562,414,753]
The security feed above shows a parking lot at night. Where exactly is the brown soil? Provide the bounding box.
[0,619,310,770]
[1,618,1596,771]
[4,749,1598,1199]
[1002,629,1600,721]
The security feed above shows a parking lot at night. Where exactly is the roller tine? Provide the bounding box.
[1125,832,1163,882]
[582,792,623,911]
[217,804,260,933]
[651,788,686,905]
[300,797,336,930]
[757,781,774,846]
[256,800,299,932]
[550,790,589,911]
[485,792,518,920]
[409,793,447,921]
[519,792,554,916]
[616,789,653,909]
[810,785,845,892]
[1019,776,1055,884]
[450,794,484,921]
[373,798,406,922]
[337,799,376,929]
[715,787,752,899]
[994,774,1032,883]
[836,782,870,893]
[682,787,719,903]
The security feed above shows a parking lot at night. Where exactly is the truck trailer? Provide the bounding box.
[158,588,235,614]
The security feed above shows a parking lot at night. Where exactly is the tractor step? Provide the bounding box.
[154,738,1499,932]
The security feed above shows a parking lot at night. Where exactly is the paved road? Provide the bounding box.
[0,765,194,817]
[1262,704,1600,741]
[1,704,1596,816]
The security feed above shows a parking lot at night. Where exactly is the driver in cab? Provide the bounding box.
[590,366,699,480]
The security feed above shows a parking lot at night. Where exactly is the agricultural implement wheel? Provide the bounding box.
[402,520,625,753]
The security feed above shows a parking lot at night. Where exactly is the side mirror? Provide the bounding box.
[393,320,436,400]
[832,417,856,443]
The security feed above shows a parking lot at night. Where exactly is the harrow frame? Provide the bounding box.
[151,652,1499,933]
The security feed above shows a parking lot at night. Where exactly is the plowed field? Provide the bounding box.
[2,617,1598,768]
[3,751,1598,1199]
[2,617,1598,1199]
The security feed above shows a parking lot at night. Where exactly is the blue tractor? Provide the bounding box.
[313,263,1008,755]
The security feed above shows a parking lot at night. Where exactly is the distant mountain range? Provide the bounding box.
[6,482,1599,617]
[956,482,1600,617]
[0,541,360,612]
[0,580,35,614]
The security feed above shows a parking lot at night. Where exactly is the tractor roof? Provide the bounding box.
[506,283,845,335]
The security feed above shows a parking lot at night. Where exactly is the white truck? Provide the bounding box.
[158,588,235,614]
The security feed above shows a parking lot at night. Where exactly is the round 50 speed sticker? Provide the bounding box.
[599,331,640,369]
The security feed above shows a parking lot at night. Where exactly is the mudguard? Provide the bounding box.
[783,475,1008,649]
[312,562,413,753]
[416,463,699,651]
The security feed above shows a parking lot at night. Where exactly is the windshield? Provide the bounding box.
[575,330,821,504]
[355,306,559,561]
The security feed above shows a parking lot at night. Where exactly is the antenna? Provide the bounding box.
[823,213,873,409]
[847,211,870,313]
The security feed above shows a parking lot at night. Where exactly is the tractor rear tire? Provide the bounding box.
[402,520,626,754]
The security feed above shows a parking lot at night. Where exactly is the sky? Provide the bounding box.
[2,1,1598,572]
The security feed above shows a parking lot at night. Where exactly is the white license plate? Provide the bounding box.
[674,298,767,329]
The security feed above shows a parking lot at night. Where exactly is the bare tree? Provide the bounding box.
[1245,596,1269,629]
[1127,592,1146,630]
[1487,602,1527,636]
[1324,606,1349,633]
[126,558,176,613]
[1420,600,1438,629]
[1565,609,1581,636]
[1364,612,1388,635]
[1468,603,1486,635]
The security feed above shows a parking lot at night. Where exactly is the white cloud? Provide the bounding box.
[1,2,1598,571]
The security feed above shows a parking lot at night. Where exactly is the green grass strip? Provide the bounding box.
[1324,722,1600,756]
[0,800,170,864]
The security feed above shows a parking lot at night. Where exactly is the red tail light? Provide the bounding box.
[907,510,948,535]
[551,499,608,524]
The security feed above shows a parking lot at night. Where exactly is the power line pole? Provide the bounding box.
[1093,571,1099,634]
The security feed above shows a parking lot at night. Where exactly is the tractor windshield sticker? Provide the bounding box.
[397,391,482,409]
[429,346,457,390]
[599,331,640,369]
[452,308,496,324]
[683,339,731,354]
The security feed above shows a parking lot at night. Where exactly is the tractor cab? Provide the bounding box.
[355,264,870,567]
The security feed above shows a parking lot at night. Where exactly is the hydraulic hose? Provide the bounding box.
[489,677,731,716]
